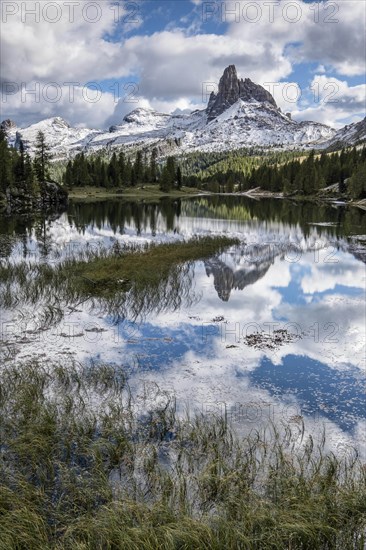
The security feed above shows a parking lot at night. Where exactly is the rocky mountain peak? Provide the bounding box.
[206,65,277,121]
[1,119,17,133]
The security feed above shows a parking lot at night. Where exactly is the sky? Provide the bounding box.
[1,0,365,129]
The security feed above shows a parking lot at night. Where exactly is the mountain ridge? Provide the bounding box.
[2,65,364,159]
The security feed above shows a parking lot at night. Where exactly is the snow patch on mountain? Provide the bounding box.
[5,117,99,160]
[324,117,366,149]
[5,65,365,160]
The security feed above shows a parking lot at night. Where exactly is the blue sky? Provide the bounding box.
[1,0,365,128]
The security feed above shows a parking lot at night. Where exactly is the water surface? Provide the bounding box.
[1,196,365,455]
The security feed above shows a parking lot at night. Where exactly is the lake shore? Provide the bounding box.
[67,184,366,209]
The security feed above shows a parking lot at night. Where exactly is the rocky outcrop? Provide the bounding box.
[206,65,277,121]
[1,119,16,133]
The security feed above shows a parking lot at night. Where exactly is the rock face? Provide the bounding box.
[206,65,277,121]
[7,65,353,157]
[1,119,16,133]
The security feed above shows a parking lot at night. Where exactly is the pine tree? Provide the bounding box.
[24,154,35,194]
[134,151,144,184]
[0,128,13,192]
[34,131,51,183]
[150,147,158,183]
[160,166,171,192]
[63,160,73,187]
[108,152,120,187]
[166,156,176,186]
[349,160,366,199]
[13,139,26,185]
[118,151,126,184]
[176,166,182,189]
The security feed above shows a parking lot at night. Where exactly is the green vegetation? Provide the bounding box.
[3,125,365,203]
[68,184,201,200]
[67,236,239,300]
[187,146,366,199]
[0,129,67,212]
[0,236,239,321]
[180,148,303,190]
[0,360,365,549]
[63,149,182,192]
[0,128,36,197]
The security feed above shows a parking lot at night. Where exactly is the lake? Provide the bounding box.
[1,195,365,456]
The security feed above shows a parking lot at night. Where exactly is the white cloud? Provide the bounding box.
[292,75,366,127]
[1,0,365,127]
[3,83,118,129]
[226,0,366,77]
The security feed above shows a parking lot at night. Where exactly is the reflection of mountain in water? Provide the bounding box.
[205,260,271,301]
[205,245,273,301]
[204,235,366,301]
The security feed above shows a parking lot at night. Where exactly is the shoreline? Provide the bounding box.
[67,185,366,209]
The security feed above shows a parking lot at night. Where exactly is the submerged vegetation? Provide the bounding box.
[0,236,239,322]
[0,360,365,549]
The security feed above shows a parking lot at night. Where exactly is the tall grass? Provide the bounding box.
[0,236,238,324]
[0,360,365,549]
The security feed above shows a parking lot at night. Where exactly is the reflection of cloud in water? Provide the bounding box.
[1,200,365,457]
[249,354,365,433]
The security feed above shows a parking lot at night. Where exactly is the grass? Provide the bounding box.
[0,236,239,321]
[67,185,204,201]
[70,236,239,295]
[0,360,365,549]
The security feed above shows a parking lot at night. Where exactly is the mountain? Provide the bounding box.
[5,65,365,160]
[206,65,277,121]
[3,117,98,160]
[324,116,366,150]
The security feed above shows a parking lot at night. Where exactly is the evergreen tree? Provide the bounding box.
[24,154,35,194]
[34,131,51,183]
[0,128,13,192]
[150,147,158,183]
[108,152,120,187]
[176,166,182,189]
[166,156,176,186]
[349,160,366,199]
[134,151,144,184]
[63,160,73,187]
[160,166,171,192]
[118,151,126,184]
[13,140,26,185]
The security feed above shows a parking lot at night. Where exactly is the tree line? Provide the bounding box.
[63,149,182,192]
[2,126,365,200]
[188,147,366,199]
[0,128,51,197]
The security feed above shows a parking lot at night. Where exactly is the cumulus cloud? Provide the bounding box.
[2,82,117,128]
[1,0,364,127]
[226,0,366,77]
[292,75,366,127]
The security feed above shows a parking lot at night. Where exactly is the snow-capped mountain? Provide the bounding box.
[2,117,99,160]
[3,65,364,160]
[324,116,366,149]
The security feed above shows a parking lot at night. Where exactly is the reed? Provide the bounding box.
[0,360,365,549]
[0,236,239,323]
